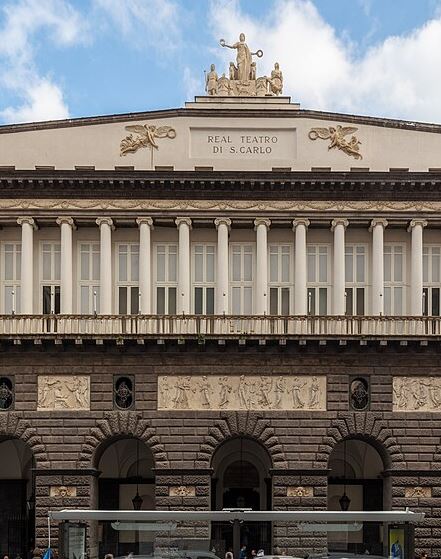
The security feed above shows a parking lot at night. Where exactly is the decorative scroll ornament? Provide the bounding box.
[120,124,176,156]
[308,125,363,160]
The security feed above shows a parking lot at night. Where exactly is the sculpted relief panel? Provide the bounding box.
[37,375,90,411]
[158,375,326,411]
[393,376,441,412]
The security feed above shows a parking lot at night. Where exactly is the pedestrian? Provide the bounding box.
[251,551,257,559]
[104,555,114,559]
[225,549,234,559]
[239,546,247,559]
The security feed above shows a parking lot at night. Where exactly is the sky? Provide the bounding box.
[1,0,441,124]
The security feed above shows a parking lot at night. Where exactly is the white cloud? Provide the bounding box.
[93,0,182,52]
[208,0,441,123]
[183,66,203,102]
[0,0,86,124]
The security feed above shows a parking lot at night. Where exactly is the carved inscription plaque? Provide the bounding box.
[393,376,441,412]
[37,375,90,411]
[158,375,326,411]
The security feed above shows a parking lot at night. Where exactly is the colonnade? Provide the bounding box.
[15,216,428,316]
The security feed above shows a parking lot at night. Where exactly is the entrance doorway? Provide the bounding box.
[211,438,272,558]
[97,437,155,556]
[0,438,35,556]
[328,439,387,555]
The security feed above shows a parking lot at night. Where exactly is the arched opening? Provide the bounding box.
[97,437,155,556]
[328,438,388,555]
[0,438,35,556]
[211,437,272,558]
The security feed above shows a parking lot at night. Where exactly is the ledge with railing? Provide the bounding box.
[0,314,439,339]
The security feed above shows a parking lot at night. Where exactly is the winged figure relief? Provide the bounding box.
[120,124,176,156]
[308,125,362,160]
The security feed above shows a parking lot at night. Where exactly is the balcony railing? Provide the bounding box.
[0,314,440,338]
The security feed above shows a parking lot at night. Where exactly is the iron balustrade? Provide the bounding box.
[0,314,439,337]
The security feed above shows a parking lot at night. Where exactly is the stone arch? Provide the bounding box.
[196,411,288,469]
[0,411,49,468]
[79,411,169,469]
[317,413,405,470]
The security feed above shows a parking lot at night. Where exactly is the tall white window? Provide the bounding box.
[155,244,177,314]
[307,245,329,315]
[193,244,215,314]
[79,243,100,314]
[268,244,292,315]
[117,244,139,314]
[2,243,21,314]
[230,244,254,314]
[41,243,61,314]
[345,245,367,315]
[423,246,441,316]
[384,245,405,315]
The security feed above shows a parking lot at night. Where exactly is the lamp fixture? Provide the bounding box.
[339,440,351,512]
[132,439,143,511]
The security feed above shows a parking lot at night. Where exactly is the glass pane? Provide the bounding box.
[345,288,353,316]
[54,286,60,314]
[168,287,177,314]
[81,286,90,314]
[4,250,13,281]
[270,252,278,283]
[345,252,353,283]
[433,253,440,283]
[269,288,278,315]
[131,287,139,314]
[157,250,165,282]
[356,251,365,282]
[206,287,214,314]
[16,248,21,280]
[43,250,51,281]
[433,288,440,316]
[54,247,61,281]
[232,248,241,281]
[307,288,315,315]
[4,286,13,314]
[243,287,253,314]
[42,285,51,314]
[206,249,215,283]
[319,287,327,315]
[356,287,365,315]
[281,251,290,282]
[168,249,177,282]
[307,251,316,283]
[384,252,391,282]
[131,247,139,282]
[119,249,127,282]
[384,287,391,315]
[195,250,203,283]
[394,287,403,315]
[232,287,241,314]
[394,252,403,282]
[281,288,290,315]
[195,287,203,314]
[244,252,253,282]
[423,251,429,283]
[319,251,327,283]
[157,287,165,314]
[119,286,127,314]
[93,248,100,281]
[81,250,89,281]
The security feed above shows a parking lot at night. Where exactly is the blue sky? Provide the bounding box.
[1,0,441,124]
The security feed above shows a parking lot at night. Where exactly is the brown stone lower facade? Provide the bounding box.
[1,340,441,557]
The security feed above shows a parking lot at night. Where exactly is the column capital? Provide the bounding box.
[407,219,428,232]
[136,217,154,229]
[214,217,232,230]
[254,218,271,231]
[96,217,115,230]
[369,218,388,232]
[331,218,349,231]
[56,216,76,229]
[17,216,37,230]
[175,217,192,229]
[292,218,310,231]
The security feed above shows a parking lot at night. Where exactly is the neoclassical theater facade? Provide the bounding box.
[1,48,441,556]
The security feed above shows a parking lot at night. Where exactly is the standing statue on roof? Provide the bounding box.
[220,33,263,81]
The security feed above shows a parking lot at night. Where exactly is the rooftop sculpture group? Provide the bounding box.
[206,33,283,97]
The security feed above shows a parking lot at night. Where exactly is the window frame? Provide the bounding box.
[153,243,178,314]
[191,243,216,315]
[306,244,331,315]
[383,243,406,316]
[115,242,140,315]
[345,243,368,316]
[229,242,255,315]
[77,241,100,314]
[268,243,293,315]
[1,242,21,314]
[39,241,61,314]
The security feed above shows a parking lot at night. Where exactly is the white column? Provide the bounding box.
[56,217,75,314]
[175,217,192,314]
[293,218,310,315]
[17,217,37,314]
[331,218,349,315]
[369,218,388,316]
[96,217,114,314]
[408,219,428,316]
[137,217,154,314]
[254,218,271,315]
[215,218,231,314]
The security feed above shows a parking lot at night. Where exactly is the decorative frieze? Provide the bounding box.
[287,486,313,497]
[37,375,90,411]
[169,486,196,497]
[50,486,77,498]
[158,375,326,411]
[393,376,441,412]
